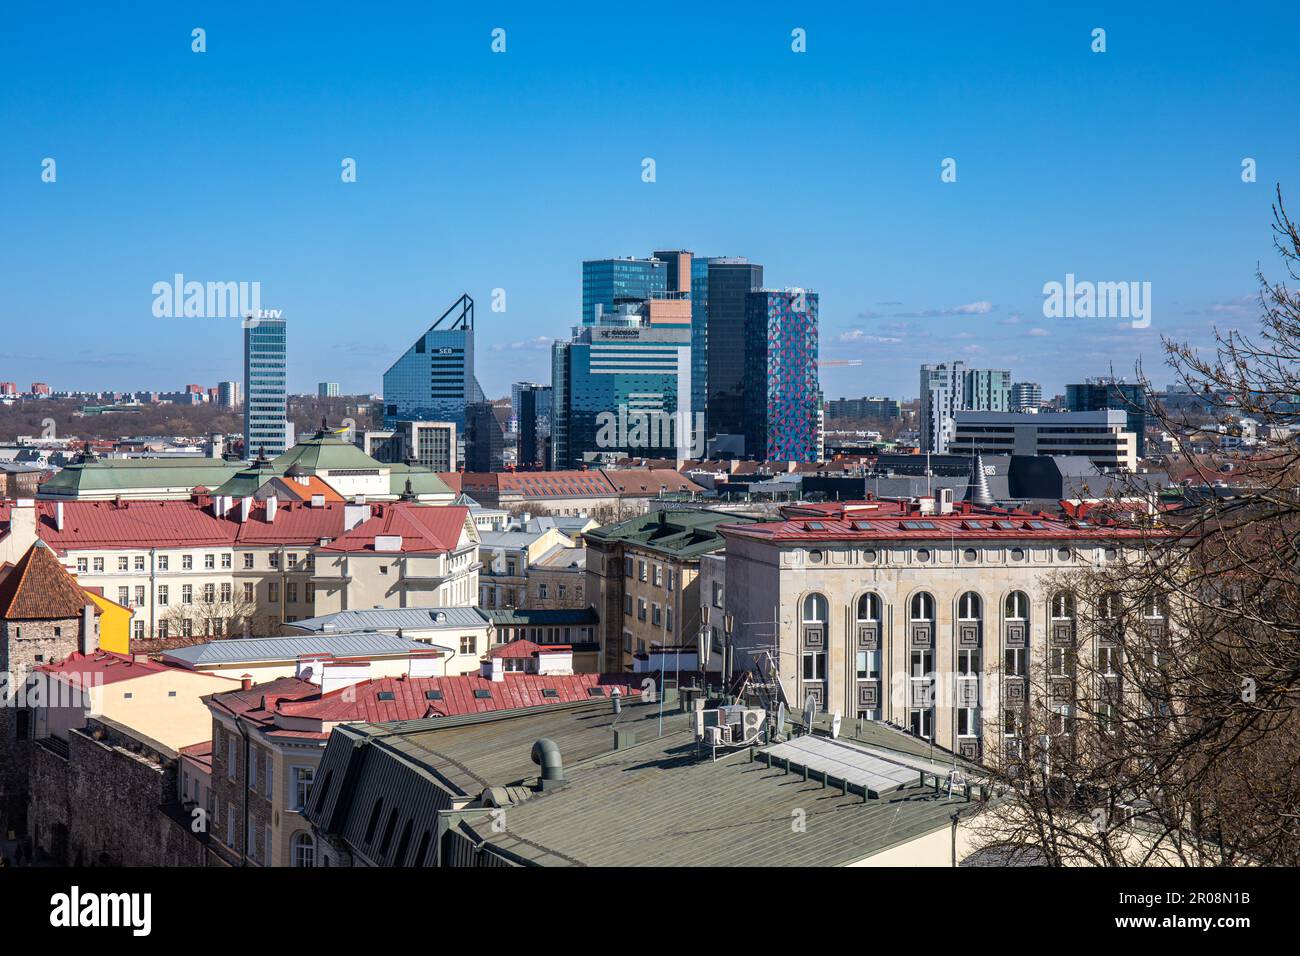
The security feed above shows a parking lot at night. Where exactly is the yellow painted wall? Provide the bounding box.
[84,590,131,654]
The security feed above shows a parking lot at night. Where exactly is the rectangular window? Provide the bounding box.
[292,766,314,810]
[93,557,104,572]
[118,556,129,571]
[248,747,258,791]
[157,555,168,571]
[221,583,232,602]
[801,651,826,681]
[623,595,631,616]
[305,583,314,602]
[286,583,298,603]
[855,649,881,680]
[182,619,193,637]
[132,620,144,639]
[222,554,232,569]
[227,735,237,780]
[134,585,145,606]
[158,620,169,639]
[624,557,632,578]
[243,553,254,569]
[957,707,979,737]
[118,586,130,605]
[226,806,235,847]
[182,555,193,570]
[666,607,673,633]
[268,583,279,602]
[157,585,169,606]
[203,583,215,604]
[637,599,647,621]
[243,582,254,602]
[1004,648,1026,677]
[652,604,661,626]
[269,553,280,570]
[1098,646,1121,676]
[204,554,215,570]
[653,565,662,587]
[77,558,88,573]
[134,555,145,571]
[638,561,647,582]
[460,635,476,655]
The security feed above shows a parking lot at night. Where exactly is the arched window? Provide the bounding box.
[1051,592,1075,620]
[1004,591,1028,620]
[802,593,828,624]
[291,832,315,868]
[856,593,881,623]
[957,592,982,621]
[909,592,934,622]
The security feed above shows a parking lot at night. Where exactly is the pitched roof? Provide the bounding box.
[0,541,94,620]
[272,671,638,724]
[319,505,469,553]
[287,606,490,634]
[487,639,570,659]
[37,649,171,688]
[162,632,438,668]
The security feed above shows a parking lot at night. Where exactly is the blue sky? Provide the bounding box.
[3,2,1298,401]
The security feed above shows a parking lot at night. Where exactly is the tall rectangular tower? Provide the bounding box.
[705,259,764,445]
[743,289,820,462]
[382,294,485,430]
[243,315,289,458]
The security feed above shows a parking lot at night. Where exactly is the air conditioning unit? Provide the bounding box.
[739,708,767,743]
[703,725,725,747]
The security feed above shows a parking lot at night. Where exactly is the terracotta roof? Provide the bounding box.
[0,541,94,620]
[37,649,171,688]
[319,505,469,553]
[205,676,319,722]
[262,475,345,503]
[601,469,702,495]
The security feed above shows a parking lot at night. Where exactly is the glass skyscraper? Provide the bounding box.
[382,294,485,429]
[243,315,289,458]
[1067,379,1147,456]
[706,259,764,446]
[581,257,667,326]
[743,289,820,462]
[551,305,694,468]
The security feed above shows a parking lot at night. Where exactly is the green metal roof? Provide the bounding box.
[387,463,453,498]
[270,432,387,473]
[38,458,243,496]
[584,509,762,560]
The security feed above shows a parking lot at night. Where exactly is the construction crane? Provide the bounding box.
[820,359,864,367]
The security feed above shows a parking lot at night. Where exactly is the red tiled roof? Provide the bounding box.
[264,475,345,504]
[205,676,320,722]
[274,672,640,723]
[318,505,469,553]
[0,542,95,620]
[602,469,702,495]
[0,500,464,553]
[179,740,213,770]
[37,649,169,688]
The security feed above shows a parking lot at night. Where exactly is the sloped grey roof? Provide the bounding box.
[286,607,491,634]
[162,632,438,666]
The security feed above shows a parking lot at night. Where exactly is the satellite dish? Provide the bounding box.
[802,694,816,735]
[775,702,786,738]
[831,710,842,739]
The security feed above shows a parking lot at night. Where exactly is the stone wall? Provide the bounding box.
[27,716,208,866]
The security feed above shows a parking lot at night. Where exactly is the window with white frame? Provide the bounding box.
[291,832,315,867]
[1004,591,1028,620]
[292,766,314,810]
[801,650,826,681]
[909,592,934,622]
[855,649,880,680]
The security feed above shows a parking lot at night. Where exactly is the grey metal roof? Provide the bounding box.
[162,632,438,666]
[468,729,974,866]
[287,607,491,634]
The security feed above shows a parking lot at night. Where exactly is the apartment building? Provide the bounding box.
[585,509,762,671]
[477,525,575,610]
[0,497,479,643]
[717,497,1154,762]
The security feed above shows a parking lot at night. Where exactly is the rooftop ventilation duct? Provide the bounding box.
[531,738,564,790]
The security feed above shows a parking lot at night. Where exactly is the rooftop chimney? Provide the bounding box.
[531,738,565,790]
[55,501,65,532]
[79,602,97,655]
[240,674,253,691]
[239,496,252,523]
[344,502,371,531]
[265,496,277,523]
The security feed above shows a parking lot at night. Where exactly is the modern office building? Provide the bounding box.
[689,255,711,422]
[919,361,1012,453]
[217,381,241,409]
[824,396,902,420]
[243,315,289,458]
[705,258,764,447]
[382,294,485,430]
[514,383,552,470]
[317,382,340,398]
[742,289,820,462]
[581,256,668,326]
[950,409,1137,471]
[551,302,694,468]
[360,420,457,471]
[1066,378,1148,457]
[1010,381,1043,413]
[465,402,507,472]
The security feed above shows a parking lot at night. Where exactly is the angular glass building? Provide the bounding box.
[243,315,289,458]
[382,294,485,429]
[743,289,820,462]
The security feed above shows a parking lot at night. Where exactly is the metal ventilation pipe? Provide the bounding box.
[531,738,564,790]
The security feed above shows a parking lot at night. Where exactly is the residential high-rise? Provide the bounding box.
[742,289,820,462]
[382,294,485,430]
[1066,378,1148,457]
[919,361,1011,453]
[551,302,694,468]
[318,382,340,398]
[217,381,241,409]
[581,256,668,326]
[243,315,289,458]
[705,259,764,447]
[1010,381,1043,413]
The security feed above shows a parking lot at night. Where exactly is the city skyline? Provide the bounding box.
[5,4,1298,400]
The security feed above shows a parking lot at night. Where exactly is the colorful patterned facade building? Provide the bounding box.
[743,289,820,462]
